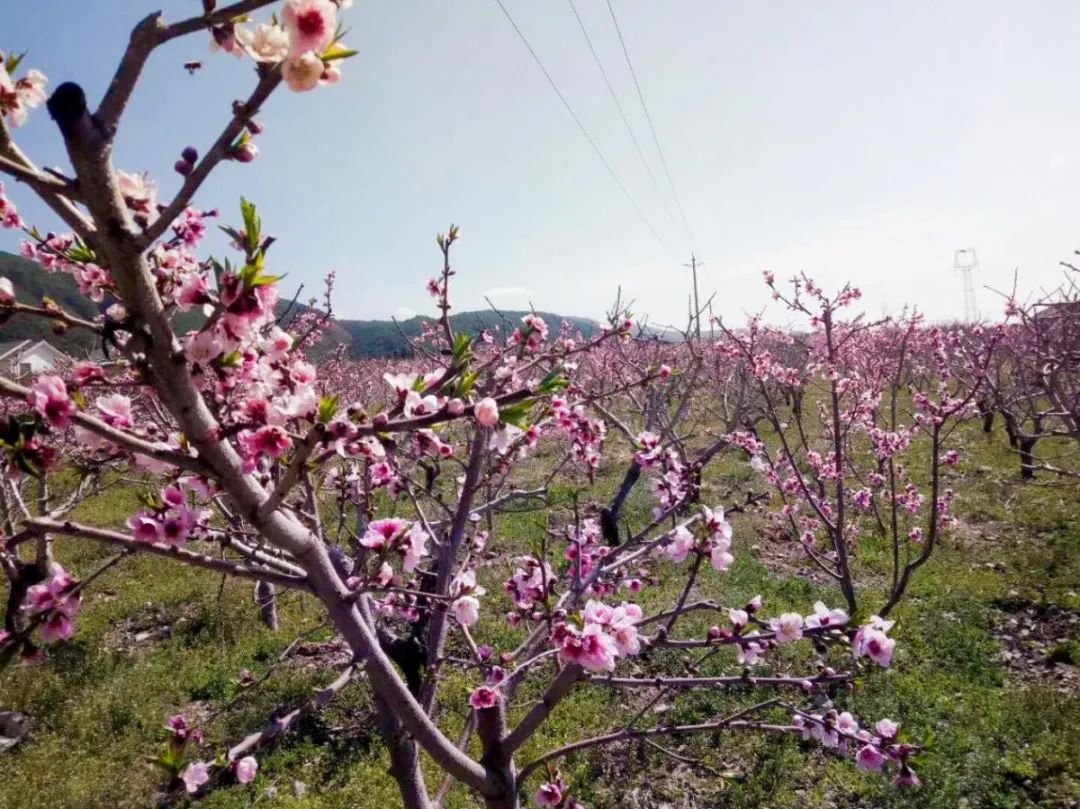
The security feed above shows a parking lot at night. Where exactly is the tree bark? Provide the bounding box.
[1019,436,1038,480]
[375,694,434,809]
[255,580,279,631]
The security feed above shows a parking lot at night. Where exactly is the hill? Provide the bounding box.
[0,251,104,356]
[0,252,598,360]
[338,310,600,358]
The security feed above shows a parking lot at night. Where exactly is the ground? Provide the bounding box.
[0,417,1077,809]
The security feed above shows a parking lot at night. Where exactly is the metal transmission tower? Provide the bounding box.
[954,248,980,322]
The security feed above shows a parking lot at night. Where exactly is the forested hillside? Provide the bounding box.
[0,251,101,356]
[0,252,598,359]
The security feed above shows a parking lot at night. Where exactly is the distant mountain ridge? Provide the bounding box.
[0,251,599,360]
[336,309,600,358]
[0,251,103,357]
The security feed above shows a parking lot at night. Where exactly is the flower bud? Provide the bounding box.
[181,146,199,164]
[231,142,259,163]
[174,159,194,176]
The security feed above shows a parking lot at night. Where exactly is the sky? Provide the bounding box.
[3,1,1079,327]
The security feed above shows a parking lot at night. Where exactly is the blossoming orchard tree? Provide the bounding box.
[978,267,1080,482]
[0,2,990,806]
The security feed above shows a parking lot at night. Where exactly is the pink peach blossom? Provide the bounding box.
[474,397,500,427]
[181,761,210,793]
[234,755,258,784]
[283,0,337,57]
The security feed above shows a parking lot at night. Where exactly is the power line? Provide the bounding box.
[492,0,676,258]
[605,0,696,248]
[566,0,682,242]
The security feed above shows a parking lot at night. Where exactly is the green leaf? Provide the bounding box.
[452,332,473,364]
[497,400,533,428]
[218,350,242,368]
[209,257,229,285]
[219,225,245,245]
[455,371,478,398]
[536,365,568,395]
[5,51,26,75]
[318,395,338,424]
[14,450,40,479]
[323,45,358,62]
[239,197,261,253]
[249,272,284,288]
[66,239,97,264]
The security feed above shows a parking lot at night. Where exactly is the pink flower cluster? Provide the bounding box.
[126,482,212,547]
[661,506,735,573]
[510,313,550,354]
[24,563,81,642]
[794,711,918,787]
[852,616,896,668]
[26,375,77,430]
[767,601,848,645]
[563,518,610,585]
[553,599,642,672]
[359,518,431,575]
[167,715,258,792]
[214,0,351,92]
[551,396,605,472]
[632,430,662,468]
[0,55,47,127]
[450,569,485,626]
[468,685,500,710]
[0,181,24,229]
[534,770,585,808]
[504,556,557,622]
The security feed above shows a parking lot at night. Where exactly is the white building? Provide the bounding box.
[0,340,68,379]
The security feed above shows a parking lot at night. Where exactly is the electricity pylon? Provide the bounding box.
[953,248,980,322]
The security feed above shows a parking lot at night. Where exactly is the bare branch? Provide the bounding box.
[22,518,312,591]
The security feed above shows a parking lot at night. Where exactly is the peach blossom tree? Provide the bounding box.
[0,3,955,806]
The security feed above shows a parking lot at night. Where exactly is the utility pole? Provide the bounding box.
[684,254,703,339]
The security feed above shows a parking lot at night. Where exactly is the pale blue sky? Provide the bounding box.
[4,1,1079,325]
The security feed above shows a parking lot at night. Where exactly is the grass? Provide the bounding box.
[0,417,1078,808]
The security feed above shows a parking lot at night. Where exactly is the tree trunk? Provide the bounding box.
[4,560,45,634]
[483,791,521,809]
[375,694,435,809]
[1019,436,1038,481]
[1002,412,1019,449]
[477,707,519,809]
[255,580,279,631]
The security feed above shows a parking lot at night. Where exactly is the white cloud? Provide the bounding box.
[482,286,533,307]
